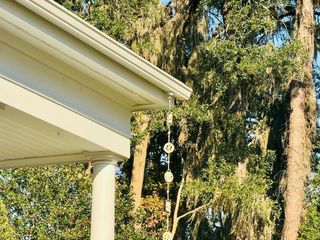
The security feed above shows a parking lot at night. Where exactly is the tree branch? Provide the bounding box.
[171,171,210,237]
[171,173,185,237]
[176,203,209,222]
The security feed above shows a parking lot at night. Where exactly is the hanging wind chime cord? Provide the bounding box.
[163,94,175,240]
[166,96,171,232]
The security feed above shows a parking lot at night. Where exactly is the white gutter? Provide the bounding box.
[15,0,192,100]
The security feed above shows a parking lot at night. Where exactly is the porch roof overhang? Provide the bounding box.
[0,0,192,168]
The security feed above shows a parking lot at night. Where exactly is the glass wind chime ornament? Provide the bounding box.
[163,93,175,240]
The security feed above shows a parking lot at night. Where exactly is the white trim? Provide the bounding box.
[0,151,124,169]
[0,152,95,169]
[14,0,192,101]
[0,75,130,158]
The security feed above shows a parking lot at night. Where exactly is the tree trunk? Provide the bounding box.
[130,113,150,209]
[282,0,316,239]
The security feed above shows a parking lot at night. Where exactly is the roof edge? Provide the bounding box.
[15,0,192,100]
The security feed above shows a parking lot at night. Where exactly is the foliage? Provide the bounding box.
[167,0,307,239]
[299,164,320,240]
[0,0,319,239]
[56,0,161,44]
[115,179,166,240]
[0,199,16,240]
[0,165,166,240]
[0,165,92,239]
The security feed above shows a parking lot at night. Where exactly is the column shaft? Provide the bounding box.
[91,160,116,240]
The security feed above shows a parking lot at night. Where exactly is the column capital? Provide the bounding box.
[87,151,124,164]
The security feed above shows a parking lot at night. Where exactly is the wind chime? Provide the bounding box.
[163,93,175,240]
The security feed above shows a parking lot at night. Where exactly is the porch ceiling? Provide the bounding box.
[0,105,106,168]
[0,105,103,160]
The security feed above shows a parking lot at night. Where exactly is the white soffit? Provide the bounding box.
[0,108,95,160]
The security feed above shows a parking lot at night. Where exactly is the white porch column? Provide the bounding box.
[91,154,120,240]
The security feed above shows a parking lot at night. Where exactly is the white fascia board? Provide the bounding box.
[14,0,193,101]
[0,75,130,158]
[0,0,168,108]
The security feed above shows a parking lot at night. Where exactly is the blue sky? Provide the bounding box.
[162,0,170,5]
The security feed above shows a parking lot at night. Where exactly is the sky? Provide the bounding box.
[162,0,170,5]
